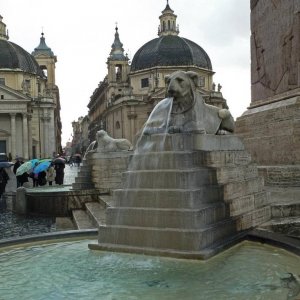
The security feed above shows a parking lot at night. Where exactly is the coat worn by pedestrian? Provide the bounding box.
[46,166,56,183]
[0,168,9,197]
[54,164,65,185]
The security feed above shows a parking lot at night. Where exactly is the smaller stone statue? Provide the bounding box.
[96,130,133,152]
[217,83,222,92]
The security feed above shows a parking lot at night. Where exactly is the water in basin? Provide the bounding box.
[0,239,299,299]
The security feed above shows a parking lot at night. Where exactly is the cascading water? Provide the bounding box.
[134,97,173,155]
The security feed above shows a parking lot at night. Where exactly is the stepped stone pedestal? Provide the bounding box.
[89,133,270,259]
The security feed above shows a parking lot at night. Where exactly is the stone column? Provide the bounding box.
[22,113,29,160]
[10,113,16,159]
[28,114,33,159]
[42,116,49,157]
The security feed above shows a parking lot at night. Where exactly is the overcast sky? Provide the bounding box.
[2,0,251,146]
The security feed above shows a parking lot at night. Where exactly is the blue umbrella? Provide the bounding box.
[0,161,14,168]
[30,159,39,167]
[33,161,51,174]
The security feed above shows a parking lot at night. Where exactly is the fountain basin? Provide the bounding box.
[0,233,299,300]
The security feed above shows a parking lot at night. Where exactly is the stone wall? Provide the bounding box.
[88,151,132,193]
[236,96,300,165]
[250,0,300,103]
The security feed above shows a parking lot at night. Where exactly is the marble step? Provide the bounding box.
[105,202,227,228]
[122,168,217,189]
[72,182,95,190]
[113,187,223,208]
[97,219,237,251]
[259,217,300,239]
[127,151,201,170]
[85,202,106,226]
[72,209,96,230]
[89,230,246,260]
[271,202,300,218]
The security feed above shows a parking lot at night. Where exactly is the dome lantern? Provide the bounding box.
[0,15,9,40]
[158,0,179,36]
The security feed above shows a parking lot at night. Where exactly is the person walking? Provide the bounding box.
[0,167,9,199]
[46,164,56,186]
[54,163,65,185]
[13,157,22,188]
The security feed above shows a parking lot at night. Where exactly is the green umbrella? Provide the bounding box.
[16,161,33,176]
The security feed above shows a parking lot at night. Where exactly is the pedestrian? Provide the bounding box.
[17,172,29,187]
[69,156,73,167]
[75,155,81,167]
[0,167,9,199]
[54,163,65,185]
[29,162,39,187]
[13,157,23,188]
[37,171,47,186]
[46,164,56,186]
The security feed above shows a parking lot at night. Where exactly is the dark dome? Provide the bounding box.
[0,39,45,77]
[131,35,212,72]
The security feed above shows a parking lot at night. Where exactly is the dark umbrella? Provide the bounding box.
[0,162,14,168]
[53,157,66,165]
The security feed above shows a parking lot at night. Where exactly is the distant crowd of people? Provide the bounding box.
[0,153,82,199]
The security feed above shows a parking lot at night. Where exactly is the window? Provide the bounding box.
[199,76,205,87]
[0,78,5,85]
[0,95,4,100]
[141,78,149,88]
[116,121,120,129]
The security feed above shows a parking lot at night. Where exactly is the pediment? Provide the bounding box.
[0,84,30,101]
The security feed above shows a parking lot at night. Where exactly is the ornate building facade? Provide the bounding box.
[0,16,62,159]
[88,2,228,143]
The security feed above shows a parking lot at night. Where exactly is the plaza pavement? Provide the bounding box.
[0,164,81,240]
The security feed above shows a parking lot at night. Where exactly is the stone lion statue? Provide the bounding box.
[96,130,133,152]
[144,71,235,135]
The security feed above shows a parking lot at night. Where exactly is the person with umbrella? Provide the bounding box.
[0,167,9,199]
[53,157,65,185]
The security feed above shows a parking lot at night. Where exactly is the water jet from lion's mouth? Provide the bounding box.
[135,97,173,154]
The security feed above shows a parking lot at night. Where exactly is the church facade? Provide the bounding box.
[88,2,228,144]
[0,16,62,159]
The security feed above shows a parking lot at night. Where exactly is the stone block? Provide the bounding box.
[14,187,27,214]
[216,165,258,183]
[236,206,271,231]
[193,135,245,151]
[223,177,264,201]
[229,195,255,217]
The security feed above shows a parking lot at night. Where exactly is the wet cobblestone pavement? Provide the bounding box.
[0,165,79,240]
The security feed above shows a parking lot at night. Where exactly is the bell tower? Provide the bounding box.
[32,32,57,88]
[107,25,130,84]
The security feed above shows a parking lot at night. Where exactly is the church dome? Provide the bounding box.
[0,39,45,77]
[130,2,212,72]
[130,35,212,72]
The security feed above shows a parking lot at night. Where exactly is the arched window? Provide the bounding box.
[116,121,120,129]
[168,20,171,30]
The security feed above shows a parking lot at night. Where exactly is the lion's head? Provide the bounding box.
[165,71,198,114]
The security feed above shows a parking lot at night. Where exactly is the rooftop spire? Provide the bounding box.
[0,15,9,40]
[32,31,54,57]
[108,24,127,61]
[158,1,179,36]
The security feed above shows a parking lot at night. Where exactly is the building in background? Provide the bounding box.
[71,116,90,155]
[87,2,228,143]
[0,16,62,159]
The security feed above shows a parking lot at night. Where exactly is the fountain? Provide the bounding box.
[89,71,271,259]
[0,71,299,299]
